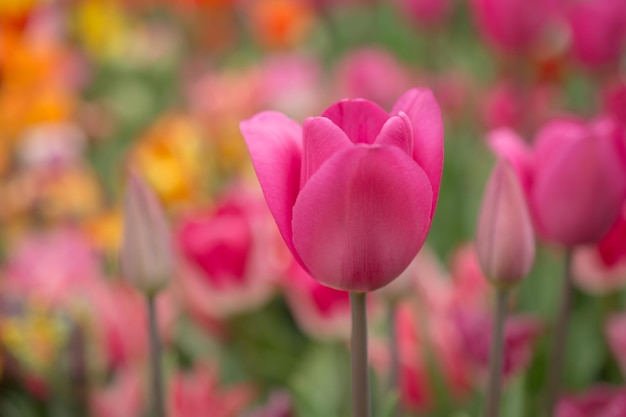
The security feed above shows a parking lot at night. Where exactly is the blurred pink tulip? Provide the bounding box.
[168,366,254,417]
[240,88,444,291]
[334,48,412,109]
[448,246,541,379]
[259,54,322,119]
[555,386,626,417]
[603,82,626,127]
[489,119,626,246]
[565,0,626,69]
[606,313,626,376]
[2,228,102,308]
[120,172,174,295]
[395,0,452,27]
[453,309,541,380]
[573,206,626,294]
[90,368,144,417]
[476,160,535,286]
[282,261,351,340]
[177,186,288,318]
[243,391,293,417]
[370,302,470,411]
[470,0,560,55]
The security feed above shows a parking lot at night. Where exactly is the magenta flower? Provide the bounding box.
[573,206,626,294]
[240,88,443,291]
[395,0,452,28]
[565,0,626,69]
[555,386,626,417]
[470,0,560,56]
[489,119,626,247]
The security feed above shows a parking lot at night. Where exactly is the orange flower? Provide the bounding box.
[246,0,315,49]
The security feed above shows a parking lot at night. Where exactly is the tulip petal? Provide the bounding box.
[532,134,626,245]
[292,145,433,292]
[321,99,389,145]
[375,113,414,156]
[487,128,533,191]
[391,88,444,215]
[301,117,353,185]
[240,111,303,259]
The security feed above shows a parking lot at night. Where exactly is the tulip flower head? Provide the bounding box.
[476,159,535,286]
[119,172,174,296]
[489,119,626,247]
[240,88,444,292]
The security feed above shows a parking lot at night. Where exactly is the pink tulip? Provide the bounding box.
[90,368,144,417]
[470,0,560,56]
[259,54,322,119]
[565,0,626,69]
[168,366,254,417]
[555,386,626,417]
[177,185,288,318]
[370,302,470,411]
[476,160,535,286]
[120,172,174,295]
[489,119,626,246]
[282,261,351,340]
[240,88,444,291]
[333,48,412,110]
[606,313,626,376]
[395,0,452,27]
[603,82,626,127]
[2,228,102,308]
[448,246,541,380]
[243,391,293,417]
[573,206,626,294]
[453,309,541,380]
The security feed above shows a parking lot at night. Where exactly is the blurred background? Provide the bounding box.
[0,0,624,416]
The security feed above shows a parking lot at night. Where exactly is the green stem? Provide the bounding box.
[544,250,574,416]
[484,288,509,417]
[351,292,371,417]
[148,295,165,417]
[387,301,401,417]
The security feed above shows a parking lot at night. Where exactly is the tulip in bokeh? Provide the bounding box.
[120,172,173,295]
[573,206,626,294]
[334,48,412,109]
[240,88,444,291]
[555,386,626,417]
[177,185,288,318]
[470,0,560,56]
[395,0,452,28]
[565,0,626,69]
[476,159,535,286]
[489,119,626,246]
[282,262,351,340]
[168,366,254,417]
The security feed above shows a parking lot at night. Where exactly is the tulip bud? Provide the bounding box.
[120,172,173,295]
[476,160,535,287]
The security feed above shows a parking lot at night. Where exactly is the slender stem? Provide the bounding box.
[387,301,400,417]
[485,288,509,417]
[544,250,574,416]
[147,295,165,417]
[351,292,371,417]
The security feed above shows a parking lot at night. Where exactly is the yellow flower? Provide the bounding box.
[131,114,205,206]
[72,0,130,60]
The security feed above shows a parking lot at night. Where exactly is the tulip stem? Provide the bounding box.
[147,295,165,417]
[544,250,574,416]
[351,292,371,417]
[387,301,401,417]
[485,288,509,417]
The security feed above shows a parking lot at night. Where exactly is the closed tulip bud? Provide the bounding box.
[476,160,535,287]
[120,172,173,296]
